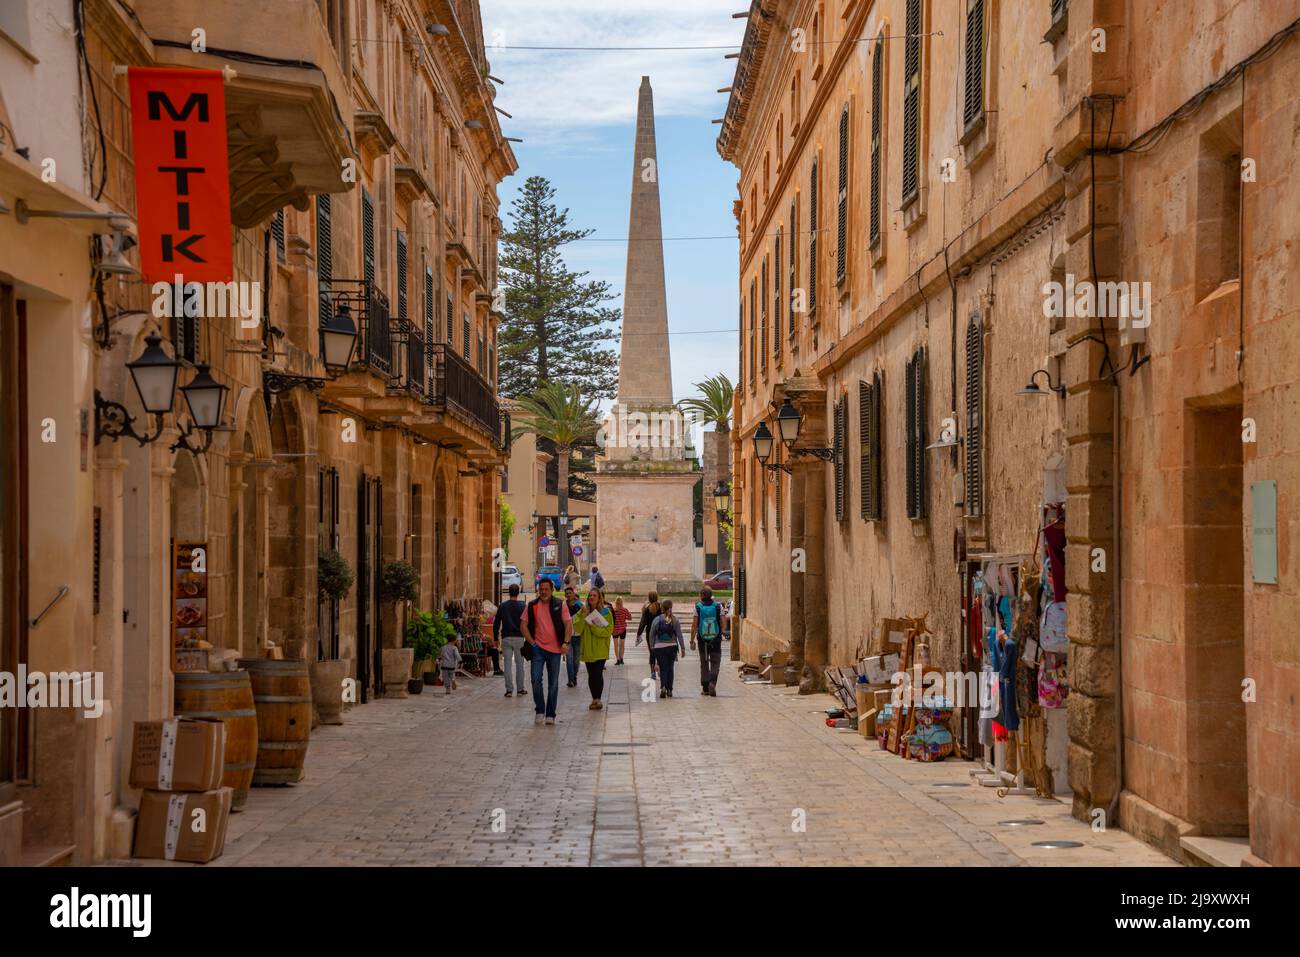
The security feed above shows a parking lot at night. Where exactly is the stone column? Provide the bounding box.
[785,375,829,692]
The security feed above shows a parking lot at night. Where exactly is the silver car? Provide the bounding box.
[500,564,522,590]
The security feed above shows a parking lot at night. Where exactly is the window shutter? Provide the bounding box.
[396,230,408,320]
[775,461,782,535]
[774,229,782,357]
[905,351,927,519]
[964,0,985,129]
[362,188,376,288]
[739,299,745,385]
[446,292,453,344]
[788,200,797,334]
[271,208,285,263]
[737,525,746,616]
[809,160,818,315]
[902,0,922,205]
[463,313,470,360]
[833,395,846,522]
[837,106,849,284]
[748,279,756,387]
[859,379,872,519]
[424,266,435,373]
[965,316,984,517]
[870,34,884,246]
[873,371,883,519]
[760,257,768,375]
[316,193,333,287]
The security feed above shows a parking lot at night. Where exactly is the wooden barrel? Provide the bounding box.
[238,658,311,786]
[173,670,258,810]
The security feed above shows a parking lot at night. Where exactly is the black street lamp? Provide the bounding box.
[1018,368,1066,400]
[320,300,360,373]
[752,421,775,463]
[95,334,180,446]
[711,480,731,515]
[775,397,801,445]
[172,363,230,454]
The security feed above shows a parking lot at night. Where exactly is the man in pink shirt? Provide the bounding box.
[521,578,572,725]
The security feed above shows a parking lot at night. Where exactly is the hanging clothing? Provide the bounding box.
[1042,520,1067,600]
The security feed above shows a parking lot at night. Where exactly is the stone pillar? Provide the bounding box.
[785,375,829,692]
[1060,143,1122,823]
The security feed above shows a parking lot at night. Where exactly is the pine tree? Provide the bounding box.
[497,176,620,399]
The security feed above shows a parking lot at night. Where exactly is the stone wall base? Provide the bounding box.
[602,577,702,596]
[1119,790,1195,864]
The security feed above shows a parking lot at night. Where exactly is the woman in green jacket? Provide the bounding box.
[574,587,614,710]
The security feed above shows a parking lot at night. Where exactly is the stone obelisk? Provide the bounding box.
[594,77,700,594]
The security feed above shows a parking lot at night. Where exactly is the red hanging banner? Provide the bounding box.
[128,67,232,283]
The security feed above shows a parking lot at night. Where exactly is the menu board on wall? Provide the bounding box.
[172,541,209,672]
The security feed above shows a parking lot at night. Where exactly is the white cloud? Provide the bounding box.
[480,0,745,135]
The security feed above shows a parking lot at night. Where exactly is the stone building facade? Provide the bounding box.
[720,0,1299,866]
[0,0,512,864]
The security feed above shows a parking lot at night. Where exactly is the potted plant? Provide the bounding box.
[405,609,453,694]
[312,550,355,724]
[379,560,420,696]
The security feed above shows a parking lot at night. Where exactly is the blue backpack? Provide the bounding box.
[696,602,721,640]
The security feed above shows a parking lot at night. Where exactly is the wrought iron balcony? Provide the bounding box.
[319,279,392,378]
[428,343,499,439]
[398,320,427,402]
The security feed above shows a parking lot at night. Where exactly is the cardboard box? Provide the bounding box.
[129,718,225,792]
[862,653,901,685]
[133,787,233,863]
[876,618,911,654]
[858,708,878,738]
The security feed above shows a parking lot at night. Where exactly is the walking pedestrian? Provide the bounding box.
[563,585,584,687]
[438,635,462,695]
[692,586,724,696]
[493,583,528,698]
[589,565,605,590]
[611,596,631,665]
[563,564,579,591]
[521,579,572,725]
[649,599,686,698]
[636,591,663,678]
[574,587,614,710]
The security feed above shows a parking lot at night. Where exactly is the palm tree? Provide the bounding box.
[679,374,735,574]
[512,382,602,573]
[677,373,734,433]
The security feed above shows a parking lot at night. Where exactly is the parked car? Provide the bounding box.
[704,569,733,590]
[534,564,564,591]
[500,565,522,590]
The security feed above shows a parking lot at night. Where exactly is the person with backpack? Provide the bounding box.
[636,591,663,679]
[574,587,614,710]
[692,587,724,696]
[649,599,686,697]
[520,578,572,725]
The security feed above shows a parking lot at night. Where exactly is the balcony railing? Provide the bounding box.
[320,279,391,378]
[429,343,499,439]
[400,320,426,402]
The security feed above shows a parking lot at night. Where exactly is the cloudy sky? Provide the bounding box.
[479,0,745,418]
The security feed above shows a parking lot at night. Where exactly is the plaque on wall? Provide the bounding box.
[630,514,659,542]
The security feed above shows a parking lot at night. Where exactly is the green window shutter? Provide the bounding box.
[965,317,984,517]
[870,34,884,246]
[837,106,849,284]
[964,0,985,130]
[809,160,818,315]
[361,187,376,288]
[902,0,922,205]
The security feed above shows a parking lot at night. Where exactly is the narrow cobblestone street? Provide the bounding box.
[202,647,1174,867]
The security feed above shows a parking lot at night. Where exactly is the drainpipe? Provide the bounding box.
[1108,378,1124,827]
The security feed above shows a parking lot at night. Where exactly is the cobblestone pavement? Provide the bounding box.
[187,644,1174,867]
